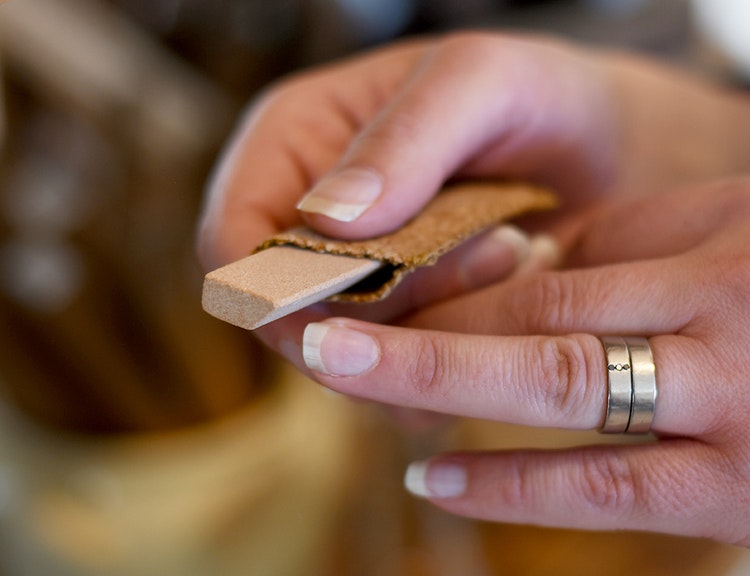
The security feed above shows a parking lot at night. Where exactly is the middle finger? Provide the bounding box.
[299,318,715,437]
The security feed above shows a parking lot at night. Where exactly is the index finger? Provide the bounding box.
[196,43,427,271]
[195,92,345,270]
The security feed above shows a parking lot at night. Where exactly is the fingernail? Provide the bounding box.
[404,460,468,499]
[297,168,383,222]
[460,225,531,287]
[530,235,561,266]
[302,322,380,376]
[515,234,562,276]
[493,225,532,264]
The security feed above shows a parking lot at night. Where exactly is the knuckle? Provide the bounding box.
[406,337,443,399]
[577,452,637,516]
[686,252,750,343]
[435,30,554,63]
[712,177,750,225]
[438,31,502,58]
[693,180,750,304]
[716,252,750,311]
[713,448,750,544]
[494,457,537,511]
[529,336,592,424]
[352,110,421,153]
[514,274,576,333]
[251,76,303,114]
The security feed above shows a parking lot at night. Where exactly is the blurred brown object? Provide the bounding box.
[0,0,269,433]
[0,51,6,151]
[0,0,234,166]
[0,365,359,575]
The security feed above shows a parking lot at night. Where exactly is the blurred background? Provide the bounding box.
[0,0,749,574]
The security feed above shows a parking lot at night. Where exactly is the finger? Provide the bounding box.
[397,257,734,437]
[196,96,337,270]
[404,441,738,542]
[568,181,741,268]
[197,43,427,270]
[396,180,746,353]
[404,257,698,338]
[256,301,457,434]
[297,316,721,437]
[511,234,562,276]
[296,33,617,240]
[400,181,743,339]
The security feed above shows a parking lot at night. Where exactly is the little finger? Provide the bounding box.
[403,441,740,543]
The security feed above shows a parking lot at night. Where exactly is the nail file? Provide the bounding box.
[202,246,382,330]
[202,182,559,331]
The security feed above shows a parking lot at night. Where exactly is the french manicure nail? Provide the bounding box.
[404,459,468,499]
[297,168,383,222]
[302,322,380,376]
[493,225,532,264]
[514,234,562,276]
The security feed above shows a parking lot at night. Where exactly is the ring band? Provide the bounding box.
[599,336,657,434]
[624,337,657,434]
[600,336,633,433]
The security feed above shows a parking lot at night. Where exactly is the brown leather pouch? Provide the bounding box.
[256,181,557,302]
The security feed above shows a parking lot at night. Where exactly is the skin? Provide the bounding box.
[197,32,750,545]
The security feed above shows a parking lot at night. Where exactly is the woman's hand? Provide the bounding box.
[197,33,614,270]
[196,29,750,543]
[288,177,750,545]
[197,31,750,350]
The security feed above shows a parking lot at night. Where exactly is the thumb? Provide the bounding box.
[296,34,614,240]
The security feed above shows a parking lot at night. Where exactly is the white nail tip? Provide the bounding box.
[296,197,370,222]
[492,224,531,264]
[302,322,329,373]
[404,461,431,498]
[529,235,562,267]
[405,460,468,499]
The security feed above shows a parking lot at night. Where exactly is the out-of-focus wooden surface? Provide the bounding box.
[0,0,266,432]
[478,524,742,576]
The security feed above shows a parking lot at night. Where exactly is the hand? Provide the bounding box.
[292,177,750,545]
[197,31,750,351]
[197,32,613,269]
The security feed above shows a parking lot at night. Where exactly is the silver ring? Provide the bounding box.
[600,336,633,433]
[624,336,657,434]
[599,336,657,434]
